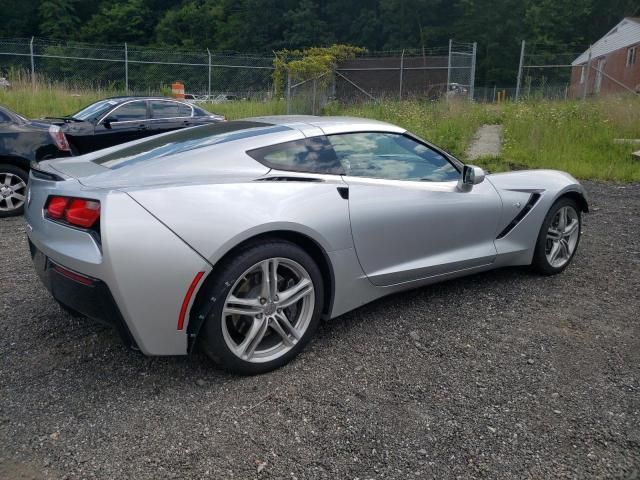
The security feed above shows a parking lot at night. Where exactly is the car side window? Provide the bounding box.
[247,136,345,175]
[110,101,148,122]
[329,132,459,182]
[0,111,10,122]
[151,101,192,119]
[193,106,209,117]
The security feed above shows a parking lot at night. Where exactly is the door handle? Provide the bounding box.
[137,124,147,130]
[183,120,191,126]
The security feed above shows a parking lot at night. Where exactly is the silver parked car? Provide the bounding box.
[25,116,588,374]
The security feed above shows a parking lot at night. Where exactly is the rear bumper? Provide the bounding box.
[29,239,138,350]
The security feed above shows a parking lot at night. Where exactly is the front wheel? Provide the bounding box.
[199,240,324,375]
[0,164,29,218]
[531,197,582,275]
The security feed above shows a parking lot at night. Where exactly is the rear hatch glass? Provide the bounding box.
[91,121,288,169]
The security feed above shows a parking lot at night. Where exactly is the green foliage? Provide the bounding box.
[155,1,221,48]
[80,0,153,44]
[3,0,640,86]
[38,0,79,39]
[272,44,366,96]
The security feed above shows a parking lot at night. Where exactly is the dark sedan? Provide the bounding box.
[39,97,225,155]
[0,106,72,217]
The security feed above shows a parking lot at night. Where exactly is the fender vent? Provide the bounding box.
[496,193,541,239]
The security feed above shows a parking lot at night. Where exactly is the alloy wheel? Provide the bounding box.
[545,205,580,268]
[0,172,27,213]
[221,257,315,363]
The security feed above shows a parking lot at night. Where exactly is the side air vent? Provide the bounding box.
[496,193,541,239]
[255,176,323,183]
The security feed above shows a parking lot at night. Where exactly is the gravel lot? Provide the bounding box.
[1,181,638,479]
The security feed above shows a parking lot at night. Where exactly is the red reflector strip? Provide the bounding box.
[52,264,95,286]
[177,271,205,330]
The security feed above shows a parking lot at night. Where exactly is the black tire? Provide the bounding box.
[198,240,324,375]
[531,197,582,275]
[0,164,29,218]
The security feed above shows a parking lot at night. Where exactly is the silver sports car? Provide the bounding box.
[25,116,588,374]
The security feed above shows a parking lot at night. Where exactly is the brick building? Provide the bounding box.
[569,17,640,97]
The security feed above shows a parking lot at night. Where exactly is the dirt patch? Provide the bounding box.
[467,124,503,160]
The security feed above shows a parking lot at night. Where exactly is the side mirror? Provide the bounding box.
[458,165,485,192]
[102,116,118,129]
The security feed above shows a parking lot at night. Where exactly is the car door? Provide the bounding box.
[92,100,150,151]
[148,100,194,136]
[330,131,502,286]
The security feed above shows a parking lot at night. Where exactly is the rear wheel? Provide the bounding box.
[0,164,28,217]
[199,240,323,375]
[531,197,582,275]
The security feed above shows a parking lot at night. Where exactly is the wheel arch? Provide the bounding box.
[557,189,589,213]
[186,230,335,351]
[0,155,30,173]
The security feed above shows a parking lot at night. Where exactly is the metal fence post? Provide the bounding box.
[446,39,452,100]
[286,69,291,114]
[312,78,317,115]
[515,40,525,101]
[399,49,405,100]
[207,48,212,98]
[582,45,592,100]
[469,42,477,101]
[29,36,35,88]
[124,42,129,94]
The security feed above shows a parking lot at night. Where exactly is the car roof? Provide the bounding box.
[245,115,406,136]
[101,96,191,103]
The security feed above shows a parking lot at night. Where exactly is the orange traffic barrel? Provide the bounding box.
[171,81,185,99]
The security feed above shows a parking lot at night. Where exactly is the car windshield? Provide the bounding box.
[72,99,119,121]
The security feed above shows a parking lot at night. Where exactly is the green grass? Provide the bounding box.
[1,82,639,181]
[497,99,640,181]
[203,99,286,119]
[324,99,503,160]
[327,98,640,182]
[0,85,104,118]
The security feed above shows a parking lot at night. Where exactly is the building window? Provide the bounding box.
[580,65,585,84]
[628,46,637,66]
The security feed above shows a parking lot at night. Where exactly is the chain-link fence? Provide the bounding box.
[335,41,476,102]
[286,41,477,114]
[515,40,640,101]
[0,37,274,98]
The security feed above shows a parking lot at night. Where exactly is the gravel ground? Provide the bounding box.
[1,181,639,479]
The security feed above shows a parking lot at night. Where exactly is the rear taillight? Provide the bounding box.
[45,196,100,229]
[48,125,71,152]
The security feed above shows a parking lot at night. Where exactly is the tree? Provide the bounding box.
[38,0,79,39]
[155,1,221,48]
[80,0,153,44]
[282,0,332,48]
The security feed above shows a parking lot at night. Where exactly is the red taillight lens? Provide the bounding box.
[46,196,100,229]
[65,199,100,228]
[48,125,71,152]
[46,196,70,219]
